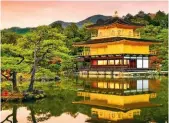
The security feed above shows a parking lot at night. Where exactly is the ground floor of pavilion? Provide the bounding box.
[76,54,154,72]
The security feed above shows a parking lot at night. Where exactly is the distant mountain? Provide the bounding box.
[50,14,111,28]
[2,27,34,34]
[77,14,112,27]
[50,20,72,28]
[4,14,111,34]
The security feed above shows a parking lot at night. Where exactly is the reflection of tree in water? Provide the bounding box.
[27,89,90,117]
[65,112,79,118]
[27,105,52,123]
[1,103,52,123]
[1,105,18,123]
[1,89,90,123]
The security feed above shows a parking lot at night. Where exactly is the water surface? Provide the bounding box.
[1,75,168,123]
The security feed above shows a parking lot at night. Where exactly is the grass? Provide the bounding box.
[1,76,78,98]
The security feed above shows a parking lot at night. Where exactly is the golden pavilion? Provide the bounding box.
[73,12,161,73]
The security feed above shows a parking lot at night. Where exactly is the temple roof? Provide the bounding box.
[73,37,162,46]
[87,17,144,29]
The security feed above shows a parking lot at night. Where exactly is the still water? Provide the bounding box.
[1,75,168,123]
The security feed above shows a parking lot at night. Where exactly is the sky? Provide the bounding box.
[1,1,168,29]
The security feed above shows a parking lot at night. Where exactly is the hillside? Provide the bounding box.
[2,27,34,34]
[4,14,111,34]
[50,14,111,27]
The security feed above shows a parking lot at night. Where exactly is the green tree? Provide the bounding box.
[131,17,149,25]
[130,11,151,25]
[1,30,21,44]
[152,11,168,28]
[18,26,70,91]
[79,23,91,41]
[137,25,168,71]
[63,23,81,50]
[1,44,29,92]
[123,13,134,21]
[64,23,91,55]
[50,22,64,33]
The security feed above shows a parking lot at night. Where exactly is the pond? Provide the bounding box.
[1,75,168,123]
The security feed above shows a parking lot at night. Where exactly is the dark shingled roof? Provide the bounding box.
[73,37,162,45]
[87,17,145,28]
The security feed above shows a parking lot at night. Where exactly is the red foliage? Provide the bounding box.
[1,90,9,96]
[150,56,162,64]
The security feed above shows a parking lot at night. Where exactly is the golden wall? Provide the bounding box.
[123,44,149,54]
[90,43,149,55]
[92,27,140,39]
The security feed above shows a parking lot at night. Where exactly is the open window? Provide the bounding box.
[98,60,107,65]
[128,31,132,36]
[117,30,121,36]
[112,30,115,36]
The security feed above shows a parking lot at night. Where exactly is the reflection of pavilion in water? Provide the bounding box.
[86,108,141,122]
[74,77,161,122]
[77,76,160,93]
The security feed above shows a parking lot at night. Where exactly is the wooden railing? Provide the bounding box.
[78,65,155,71]
[77,51,157,56]
[91,32,140,39]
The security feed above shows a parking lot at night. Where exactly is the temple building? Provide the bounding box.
[73,12,161,73]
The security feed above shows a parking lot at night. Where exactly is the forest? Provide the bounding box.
[1,10,168,92]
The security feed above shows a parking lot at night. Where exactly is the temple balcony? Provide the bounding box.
[77,50,156,56]
[91,32,140,39]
